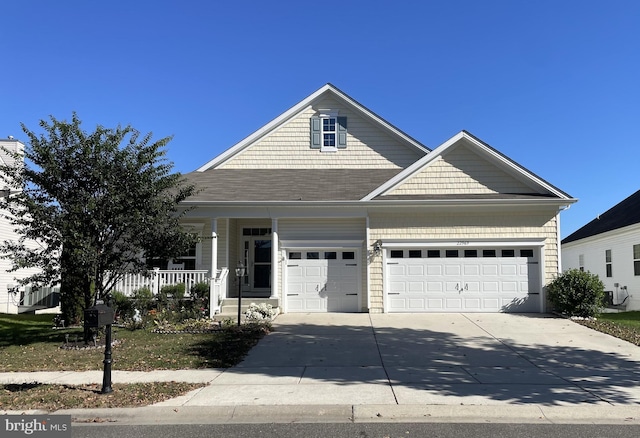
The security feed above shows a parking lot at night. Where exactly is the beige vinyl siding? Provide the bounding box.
[278,218,366,242]
[220,96,423,170]
[367,210,559,313]
[387,144,535,196]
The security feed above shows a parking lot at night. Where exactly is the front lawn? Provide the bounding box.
[576,311,640,346]
[0,382,205,411]
[0,313,269,372]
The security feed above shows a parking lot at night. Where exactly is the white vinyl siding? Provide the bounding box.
[562,223,640,311]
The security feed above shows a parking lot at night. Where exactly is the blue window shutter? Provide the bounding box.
[337,116,347,148]
[310,117,321,149]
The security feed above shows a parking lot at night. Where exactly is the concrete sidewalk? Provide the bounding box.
[2,313,640,424]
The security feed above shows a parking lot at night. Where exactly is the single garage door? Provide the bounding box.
[286,250,360,312]
[387,247,540,313]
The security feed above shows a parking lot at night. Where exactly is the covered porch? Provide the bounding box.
[115,217,281,317]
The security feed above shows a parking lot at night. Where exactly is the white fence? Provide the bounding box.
[113,268,229,318]
[112,269,210,296]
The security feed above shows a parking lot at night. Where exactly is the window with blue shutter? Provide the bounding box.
[310,114,347,151]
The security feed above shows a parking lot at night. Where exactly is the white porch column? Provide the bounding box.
[211,218,218,281]
[209,218,222,319]
[271,218,278,299]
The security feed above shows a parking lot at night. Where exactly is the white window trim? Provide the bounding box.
[319,110,339,153]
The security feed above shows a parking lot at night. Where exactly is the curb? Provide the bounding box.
[6,404,636,426]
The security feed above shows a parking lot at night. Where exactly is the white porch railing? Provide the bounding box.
[210,268,229,317]
[112,269,210,296]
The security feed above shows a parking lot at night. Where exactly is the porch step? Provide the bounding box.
[215,298,280,321]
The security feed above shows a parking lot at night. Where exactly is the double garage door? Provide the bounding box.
[387,247,541,313]
[286,250,360,312]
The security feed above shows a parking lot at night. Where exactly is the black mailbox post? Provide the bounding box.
[84,303,115,394]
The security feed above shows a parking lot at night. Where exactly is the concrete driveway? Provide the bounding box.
[182,313,640,407]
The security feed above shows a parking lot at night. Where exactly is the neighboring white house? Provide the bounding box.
[178,84,576,314]
[0,137,56,314]
[562,190,640,311]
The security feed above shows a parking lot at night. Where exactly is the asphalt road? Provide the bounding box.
[71,422,640,438]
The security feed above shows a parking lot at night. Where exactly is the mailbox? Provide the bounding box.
[84,304,115,328]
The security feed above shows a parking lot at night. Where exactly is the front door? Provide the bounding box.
[241,235,272,295]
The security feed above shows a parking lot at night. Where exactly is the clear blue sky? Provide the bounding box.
[2,1,639,238]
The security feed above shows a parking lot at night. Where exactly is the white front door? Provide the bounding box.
[286,250,360,312]
[387,247,541,312]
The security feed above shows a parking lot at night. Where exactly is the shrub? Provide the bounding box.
[547,269,605,317]
[132,287,154,313]
[112,290,134,320]
[190,282,210,301]
[245,302,276,322]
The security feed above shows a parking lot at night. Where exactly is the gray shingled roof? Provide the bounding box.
[562,189,640,244]
[183,169,403,202]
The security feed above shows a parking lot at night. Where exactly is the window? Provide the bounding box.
[342,251,355,260]
[390,250,404,258]
[427,250,441,258]
[520,249,534,258]
[409,250,422,258]
[289,252,302,260]
[634,245,640,276]
[445,250,458,258]
[606,250,613,277]
[324,251,337,259]
[501,249,515,257]
[483,249,496,257]
[322,118,336,147]
[243,228,271,236]
[306,252,320,260]
[174,242,197,270]
[464,250,477,258]
[310,115,347,150]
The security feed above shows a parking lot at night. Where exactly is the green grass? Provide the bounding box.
[0,313,269,372]
[576,311,640,347]
[597,311,640,329]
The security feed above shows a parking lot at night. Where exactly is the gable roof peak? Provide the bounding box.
[195,85,429,171]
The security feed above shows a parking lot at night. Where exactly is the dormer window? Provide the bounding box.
[311,112,347,151]
[322,117,336,147]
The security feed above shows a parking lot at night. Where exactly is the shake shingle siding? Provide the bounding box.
[218,97,424,170]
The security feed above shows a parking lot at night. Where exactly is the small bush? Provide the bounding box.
[547,269,605,317]
[132,287,154,312]
[245,302,277,322]
[190,282,210,301]
[112,291,134,320]
[158,284,186,308]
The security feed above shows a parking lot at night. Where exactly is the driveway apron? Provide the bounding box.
[184,313,640,407]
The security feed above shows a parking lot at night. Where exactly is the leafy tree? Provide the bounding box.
[0,113,197,325]
[546,269,605,318]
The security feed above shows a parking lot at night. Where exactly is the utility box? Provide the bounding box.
[84,304,114,328]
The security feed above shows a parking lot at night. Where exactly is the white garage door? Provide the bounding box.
[387,247,540,313]
[286,250,360,312]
